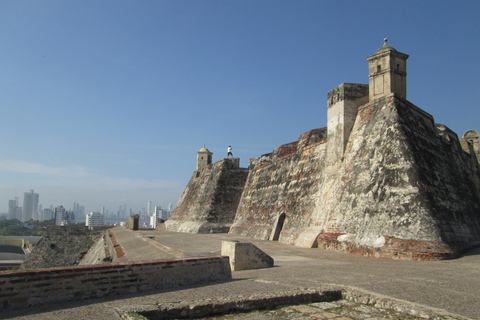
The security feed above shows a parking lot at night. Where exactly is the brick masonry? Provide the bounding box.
[0,256,231,310]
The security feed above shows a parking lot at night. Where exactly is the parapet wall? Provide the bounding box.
[0,256,231,310]
[166,158,249,233]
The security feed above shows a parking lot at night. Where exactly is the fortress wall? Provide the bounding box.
[165,158,248,234]
[310,95,480,258]
[229,128,328,242]
[0,256,231,310]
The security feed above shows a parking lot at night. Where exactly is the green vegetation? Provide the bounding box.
[0,219,55,236]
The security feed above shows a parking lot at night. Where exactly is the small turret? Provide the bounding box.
[367,38,409,101]
[196,145,213,170]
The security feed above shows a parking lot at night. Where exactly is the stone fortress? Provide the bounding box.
[166,39,480,260]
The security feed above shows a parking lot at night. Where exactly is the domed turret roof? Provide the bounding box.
[375,38,397,54]
[198,145,211,153]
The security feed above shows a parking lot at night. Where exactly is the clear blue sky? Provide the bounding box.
[1,1,479,215]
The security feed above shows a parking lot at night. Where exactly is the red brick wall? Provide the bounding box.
[0,256,231,310]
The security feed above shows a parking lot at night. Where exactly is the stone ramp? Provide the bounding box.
[108,226,188,262]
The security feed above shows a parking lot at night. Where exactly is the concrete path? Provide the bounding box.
[2,228,480,320]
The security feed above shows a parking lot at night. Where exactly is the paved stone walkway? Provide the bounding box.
[1,228,479,320]
[198,301,445,320]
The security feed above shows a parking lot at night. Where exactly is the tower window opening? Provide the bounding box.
[377,65,381,73]
[397,64,400,72]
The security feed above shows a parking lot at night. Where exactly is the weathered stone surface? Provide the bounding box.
[166,158,248,233]
[230,128,327,245]
[78,232,109,265]
[308,95,480,258]
[221,240,274,271]
[20,225,105,269]
[228,94,480,258]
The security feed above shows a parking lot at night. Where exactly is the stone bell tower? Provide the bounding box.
[196,145,213,170]
[367,38,409,101]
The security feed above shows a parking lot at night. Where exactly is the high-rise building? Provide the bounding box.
[40,208,54,221]
[8,198,19,220]
[86,212,104,229]
[167,202,172,220]
[73,202,85,221]
[15,207,22,221]
[54,205,66,226]
[151,206,165,228]
[147,201,152,216]
[22,190,39,222]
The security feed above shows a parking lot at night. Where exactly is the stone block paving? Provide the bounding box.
[198,301,459,320]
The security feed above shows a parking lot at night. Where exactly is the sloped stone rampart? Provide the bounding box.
[229,95,480,258]
[309,95,480,258]
[20,225,106,270]
[78,232,110,265]
[166,158,248,233]
[229,128,327,244]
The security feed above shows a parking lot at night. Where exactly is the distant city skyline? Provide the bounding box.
[3,188,172,221]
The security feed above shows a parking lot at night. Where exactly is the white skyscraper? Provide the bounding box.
[40,208,54,221]
[54,205,66,226]
[151,206,165,228]
[147,201,152,215]
[86,212,104,229]
[8,197,19,220]
[23,190,39,222]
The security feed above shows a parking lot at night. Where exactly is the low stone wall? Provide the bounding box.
[0,256,231,310]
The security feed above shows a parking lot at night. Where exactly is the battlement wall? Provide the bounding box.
[166,157,249,234]
[0,256,231,310]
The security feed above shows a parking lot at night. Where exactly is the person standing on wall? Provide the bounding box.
[227,146,233,157]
